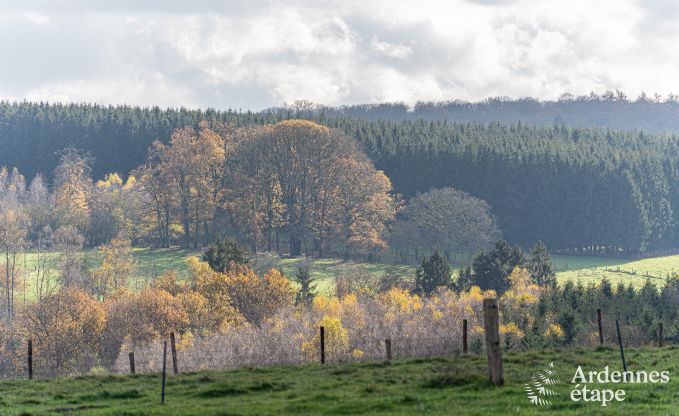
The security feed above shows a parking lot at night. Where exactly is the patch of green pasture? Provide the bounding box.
[277,257,415,295]
[1,347,678,415]
[555,254,679,289]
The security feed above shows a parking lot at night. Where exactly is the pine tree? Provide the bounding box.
[201,238,249,273]
[295,267,316,307]
[528,241,556,286]
[415,251,451,296]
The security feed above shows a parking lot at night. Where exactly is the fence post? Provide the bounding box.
[462,319,468,354]
[597,309,604,345]
[170,332,178,375]
[27,339,33,380]
[483,298,504,386]
[129,352,136,374]
[385,339,392,362]
[161,340,167,404]
[658,322,664,347]
[615,320,627,372]
[320,326,325,364]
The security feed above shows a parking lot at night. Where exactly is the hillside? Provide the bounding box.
[1,347,675,415]
[3,102,679,253]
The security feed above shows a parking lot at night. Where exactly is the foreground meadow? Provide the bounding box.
[1,347,676,415]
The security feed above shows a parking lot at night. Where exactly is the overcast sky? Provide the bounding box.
[0,0,675,110]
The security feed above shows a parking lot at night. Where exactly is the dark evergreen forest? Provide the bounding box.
[1,101,678,254]
[315,93,679,132]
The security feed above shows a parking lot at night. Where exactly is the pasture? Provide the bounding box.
[1,346,677,415]
[14,249,679,299]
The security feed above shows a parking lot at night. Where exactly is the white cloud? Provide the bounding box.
[370,37,412,59]
[0,0,676,109]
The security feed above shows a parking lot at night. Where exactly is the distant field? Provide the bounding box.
[1,346,677,415]
[19,248,199,298]
[277,257,415,295]
[553,255,679,288]
[15,249,679,298]
[17,249,413,297]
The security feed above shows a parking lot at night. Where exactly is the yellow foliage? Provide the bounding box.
[351,348,365,359]
[544,323,565,339]
[500,322,524,338]
[379,288,422,314]
[301,315,349,360]
[312,295,342,318]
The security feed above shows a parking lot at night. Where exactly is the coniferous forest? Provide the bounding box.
[1,101,678,255]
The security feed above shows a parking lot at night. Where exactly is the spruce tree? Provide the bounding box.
[415,251,451,296]
[295,267,316,307]
[528,241,556,286]
[202,238,249,273]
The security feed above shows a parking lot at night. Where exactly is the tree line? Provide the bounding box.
[0,119,398,264]
[3,101,679,254]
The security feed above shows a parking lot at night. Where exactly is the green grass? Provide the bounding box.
[277,257,414,295]
[17,247,679,298]
[2,347,678,415]
[17,249,413,297]
[20,248,199,298]
[553,255,679,288]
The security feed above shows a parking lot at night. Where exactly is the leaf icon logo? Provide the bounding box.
[525,362,560,406]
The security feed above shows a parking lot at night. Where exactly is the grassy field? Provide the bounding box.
[553,255,679,288]
[16,248,679,298]
[1,346,677,415]
[18,249,414,297]
[19,248,199,298]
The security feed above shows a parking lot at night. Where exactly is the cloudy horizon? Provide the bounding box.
[0,0,676,110]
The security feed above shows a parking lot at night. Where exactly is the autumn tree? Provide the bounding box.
[229,120,396,258]
[154,122,228,247]
[52,149,92,235]
[91,236,135,299]
[133,143,176,247]
[89,173,139,245]
[53,225,86,290]
[22,288,105,376]
[0,167,29,321]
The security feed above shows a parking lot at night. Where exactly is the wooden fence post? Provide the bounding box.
[483,298,504,386]
[170,332,178,375]
[320,326,325,364]
[658,322,664,347]
[615,320,627,372]
[597,309,604,345]
[462,319,468,354]
[27,339,33,380]
[161,340,167,404]
[129,352,135,374]
[385,339,392,362]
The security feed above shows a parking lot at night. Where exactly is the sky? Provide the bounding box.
[0,0,676,110]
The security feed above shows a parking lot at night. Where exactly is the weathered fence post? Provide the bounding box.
[161,340,167,404]
[27,339,33,380]
[129,352,136,374]
[170,332,178,375]
[658,322,664,347]
[597,309,604,345]
[385,339,392,362]
[483,298,504,386]
[462,319,468,354]
[615,319,627,372]
[320,326,325,364]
